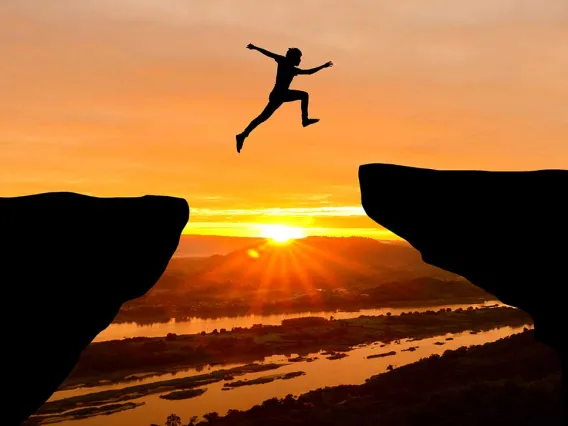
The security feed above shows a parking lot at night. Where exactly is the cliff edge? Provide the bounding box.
[359,163,566,355]
[2,192,189,425]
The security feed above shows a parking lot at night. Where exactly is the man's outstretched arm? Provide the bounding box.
[297,61,334,75]
[247,43,282,60]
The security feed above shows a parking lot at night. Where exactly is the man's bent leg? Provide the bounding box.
[300,93,309,120]
[282,90,318,127]
[281,90,309,120]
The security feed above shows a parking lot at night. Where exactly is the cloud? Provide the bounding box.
[190,206,366,218]
[182,221,395,239]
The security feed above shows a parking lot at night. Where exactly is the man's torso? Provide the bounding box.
[271,57,298,95]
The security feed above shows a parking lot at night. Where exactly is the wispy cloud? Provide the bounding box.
[183,221,396,239]
[190,206,365,218]
[182,206,384,238]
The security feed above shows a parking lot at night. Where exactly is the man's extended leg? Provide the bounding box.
[236,100,282,153]
[281,90,319,127]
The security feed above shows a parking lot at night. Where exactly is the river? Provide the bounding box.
[46,314,528,425]
[95,300,504,342]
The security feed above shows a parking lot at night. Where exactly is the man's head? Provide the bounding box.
[286,48,302,66]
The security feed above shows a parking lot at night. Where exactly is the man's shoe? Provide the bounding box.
[302,118,320,127]
[236,133,246,153]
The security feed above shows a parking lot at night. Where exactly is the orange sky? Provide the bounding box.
[1,1,567,238]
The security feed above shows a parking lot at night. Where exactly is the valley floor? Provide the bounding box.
[188,329,563,426]
[63,306,531,389]
[26,306,546,425]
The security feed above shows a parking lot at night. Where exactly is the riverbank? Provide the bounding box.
[64,306,531,389]
[114,294,495,324]
[29,364,285,424]
[95,300,504,342]
[31,326,541,426]
[187,330,563,426]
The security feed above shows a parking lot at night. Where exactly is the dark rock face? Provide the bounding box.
[358,163,566,355]
[1,192,189,425]
[359,162,567,421]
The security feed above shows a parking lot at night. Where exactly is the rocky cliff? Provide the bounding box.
[2,192,189,425]
[359,163,566,354]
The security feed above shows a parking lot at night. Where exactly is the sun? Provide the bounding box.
[259,225,305,244]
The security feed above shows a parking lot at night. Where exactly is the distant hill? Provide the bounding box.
[153,236,461,297]
[174,235,265,257]
[119,236,491,321]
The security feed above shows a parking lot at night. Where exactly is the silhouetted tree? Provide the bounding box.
[203,412,220,423]
[165,413,181,426]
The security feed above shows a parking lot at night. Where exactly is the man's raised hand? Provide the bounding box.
[325,61,334,68]
[247,43,256,50]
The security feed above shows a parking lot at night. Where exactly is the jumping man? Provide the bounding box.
[236,43,333,153]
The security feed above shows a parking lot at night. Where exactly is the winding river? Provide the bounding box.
[55,324,529,426]
[34,300,529,426]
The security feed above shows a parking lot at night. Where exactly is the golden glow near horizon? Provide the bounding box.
[259,224,305,243]
[1,1,567,238]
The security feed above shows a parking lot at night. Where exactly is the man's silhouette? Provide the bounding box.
[236,43,333,153]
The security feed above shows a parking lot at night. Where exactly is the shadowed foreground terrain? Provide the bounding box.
[62,305,531,389]
[184,330,562,426]
[117,237,490,323]
[27,306,532,425]
[2,192,189,425]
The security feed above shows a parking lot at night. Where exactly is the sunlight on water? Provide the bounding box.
[47,362,246,402]
[94,301,504,342]
[56,323,529,426]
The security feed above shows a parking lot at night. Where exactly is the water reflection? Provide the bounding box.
[48,362,246,402]
[57,324,528,426]
[95,301,504,342]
